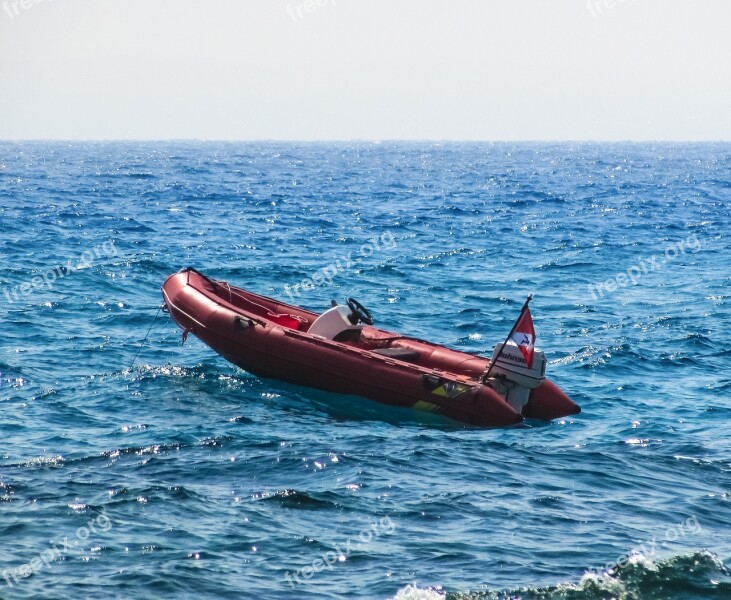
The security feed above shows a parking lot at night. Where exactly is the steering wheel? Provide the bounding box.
[346,297,374,326]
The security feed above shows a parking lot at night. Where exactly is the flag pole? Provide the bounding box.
[481,294,533,383]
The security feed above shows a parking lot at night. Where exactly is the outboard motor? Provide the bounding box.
[485,340,546,414]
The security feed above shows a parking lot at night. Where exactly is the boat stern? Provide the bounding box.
[522,379,581,421]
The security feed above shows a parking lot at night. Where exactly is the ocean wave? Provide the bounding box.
[392,552,730,600]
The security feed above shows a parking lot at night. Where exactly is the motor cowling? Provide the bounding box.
[486,340,546,414]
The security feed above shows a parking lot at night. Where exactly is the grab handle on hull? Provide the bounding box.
[233,315,255,330]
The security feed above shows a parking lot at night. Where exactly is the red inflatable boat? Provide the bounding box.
[161,268,580,427]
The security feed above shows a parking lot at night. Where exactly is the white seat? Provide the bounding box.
[307,305,362,340]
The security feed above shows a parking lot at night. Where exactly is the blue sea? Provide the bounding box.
[1,141,729,599]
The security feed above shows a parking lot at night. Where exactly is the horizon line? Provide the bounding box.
[2,138,731,144]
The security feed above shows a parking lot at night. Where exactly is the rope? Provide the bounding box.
[129,304,163,372]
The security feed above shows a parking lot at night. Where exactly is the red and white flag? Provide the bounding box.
[511,307,536,368]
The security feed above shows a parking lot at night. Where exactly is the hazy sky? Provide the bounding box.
[1,0,729,140]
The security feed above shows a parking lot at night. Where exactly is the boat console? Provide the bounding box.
[307,297,374,341]
[308,304,363,340]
